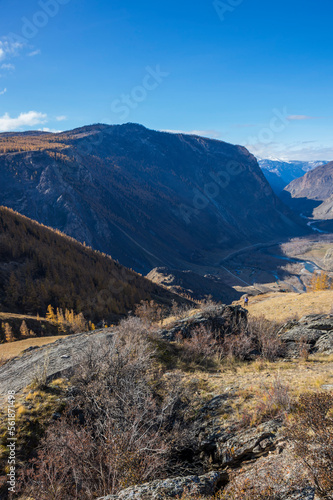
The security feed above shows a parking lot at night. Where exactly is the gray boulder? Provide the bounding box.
[157,304,247,342]
[279,314,333,357]
[215,420,282,467]
[98,471,225,499]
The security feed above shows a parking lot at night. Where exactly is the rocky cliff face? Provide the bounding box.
[282,161,333,218]
[259,158,327,194]
[0,124,305,273]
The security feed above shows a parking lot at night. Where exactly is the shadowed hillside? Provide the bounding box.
[0,206,179,322]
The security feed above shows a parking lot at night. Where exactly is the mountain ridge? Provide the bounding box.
[0,123,307,274]
[282,161,333,218]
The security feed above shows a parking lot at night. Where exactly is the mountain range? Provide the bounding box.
[259,159,328,194]
[0,123,306,275]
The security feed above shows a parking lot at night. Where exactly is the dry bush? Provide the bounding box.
[247,316,285,361]
[298,337,310,361]
[180,325,219,366]
[287,391,333,499]
[31,352,50,390]
[19,317,199,499]
[255,374,293,421]
[222,330,255,361]
[198,297,220,315]
[238,374,293,428]
[135,300,166,324]
[170,300,195,320]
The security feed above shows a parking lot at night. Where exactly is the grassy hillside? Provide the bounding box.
[235,290,333,321]
[0,335,67,360]
[0,206,178,324]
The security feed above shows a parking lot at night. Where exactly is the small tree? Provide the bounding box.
[46,304,56,322]
[20,320,29,339]
[3,322,15,342]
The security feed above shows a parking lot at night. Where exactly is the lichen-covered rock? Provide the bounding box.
[197,413,282,467]
[215,419,282,467]
[279,314,333,357]
[98,471,225,499]
[157,304,247,342]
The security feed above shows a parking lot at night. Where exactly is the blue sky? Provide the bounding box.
[0,0,332,160]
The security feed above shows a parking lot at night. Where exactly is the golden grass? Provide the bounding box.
[234,290,333,322]
[160,308,199,327]
[0,312,53,322]
[178,353,333,428]
[0,336,67,360]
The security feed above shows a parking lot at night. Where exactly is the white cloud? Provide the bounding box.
[1,63,15,71]
[28,49,41,57]
[286,115,317,121]
[0,111,48,132]
[56,115,67,122]
[0,88,7,96]
[162,129,221,139]
[40,127,62,133]
[0,39,24,62]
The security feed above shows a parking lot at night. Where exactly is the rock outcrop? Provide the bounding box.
[324,248,333,271]
[157,304,247,341]
[279,313,333,356]
[97,471,225,499]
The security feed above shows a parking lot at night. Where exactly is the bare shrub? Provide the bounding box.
[181,325,219,365]
[31,352,50,390]
[135,300,166,324]
[222,330,255,361]
[170,299,195,320]
[19,317,198,499]
[298,337,310,361]
[257,374,293,419]
[287,391,333,499]
[248,316,285,361]
[198,296,220,315]
[239,374,294,428]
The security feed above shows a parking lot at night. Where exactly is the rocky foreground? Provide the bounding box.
[1,305,333,498]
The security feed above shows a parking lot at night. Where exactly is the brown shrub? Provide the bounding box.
[19,317,199,499]
[287,391,333,499]
[247,316,285,361]
[222,330,255,361]
[180,325,219,366]
[238,374,294,428]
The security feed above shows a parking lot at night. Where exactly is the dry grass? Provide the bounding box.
[0,312,54,322]
[0,336,67,360]
[178,353,333,428]
[234,290,333,322]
